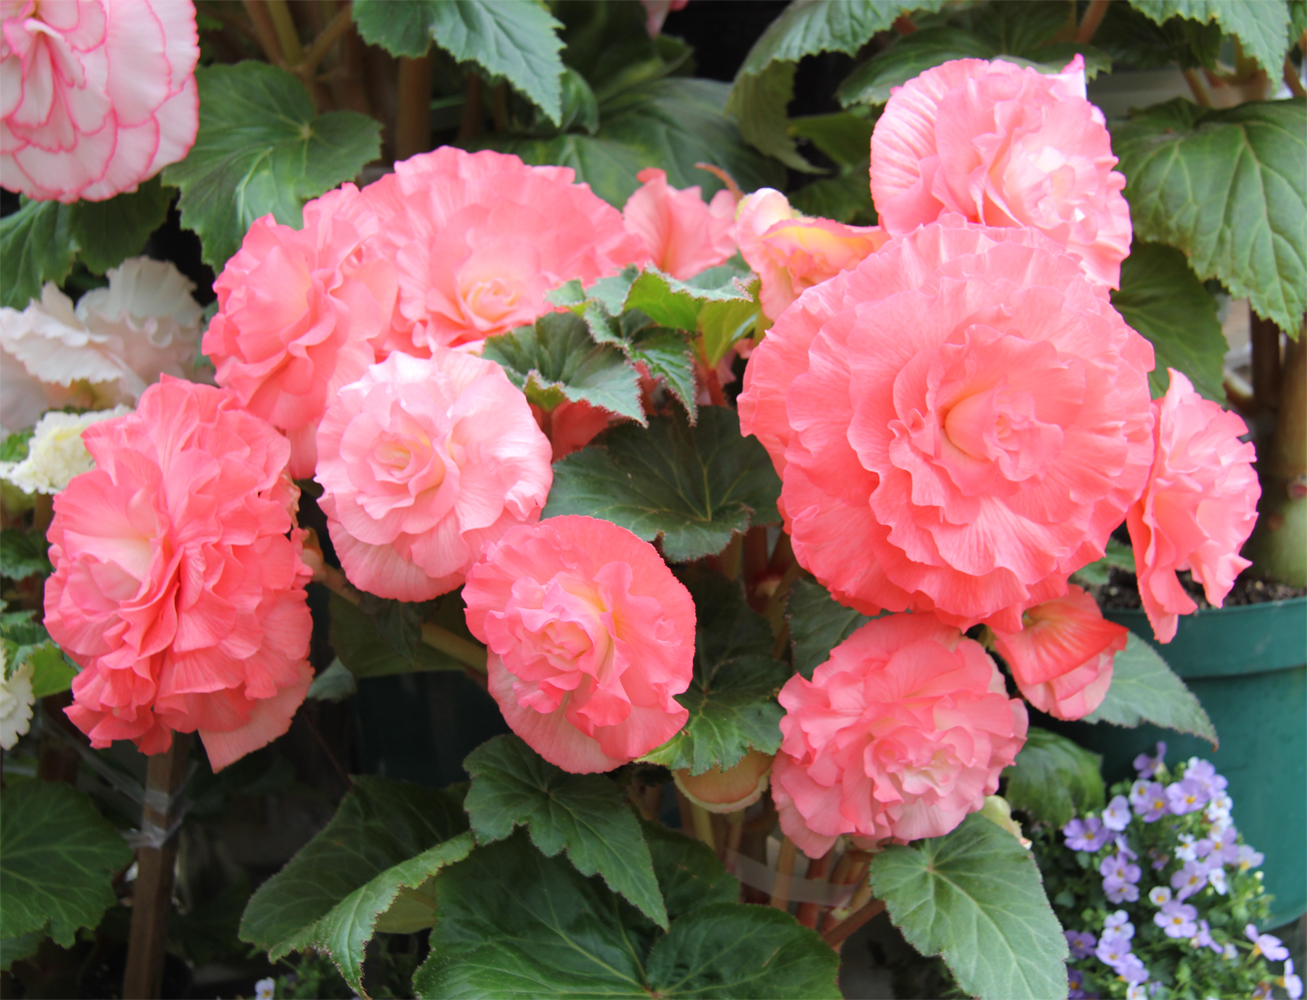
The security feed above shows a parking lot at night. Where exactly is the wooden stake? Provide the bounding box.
[122,734,190,1000]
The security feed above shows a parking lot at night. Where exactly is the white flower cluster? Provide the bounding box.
[0,647,35,751]
[0,406,131,495]
[0,257,204,437]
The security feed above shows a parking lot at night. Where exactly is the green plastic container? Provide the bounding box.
[1058,597,1307,927]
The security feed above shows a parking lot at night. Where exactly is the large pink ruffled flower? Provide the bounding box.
[773,612,1027,856]
[992,585,1126,720]
[44,377,313,770]
[623,167,736,281]
[1,0,199,202]
[1128,369,1259,643]
[871,57,1131,287]
[315,349,553,602]
[735,188,889,321]
[463,516,695,773]
[738,219,1155,632]
[204,185,397,478]
[369,147,644,353]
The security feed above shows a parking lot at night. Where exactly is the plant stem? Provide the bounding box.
[822,896,885,950]
[298,6,353,77]
[769,836,798,909]
[1074,0,1110,44]
[264,0,303,66]
[725,809,745,859]
[1286,58,1307,99]
[242,0,284,64]
[1182,68,1213,107]
[795,851,833,928]
[690,802,717,852]
[458,74,483,140]
[490,82,509,131]
[395,53,433,161]
[1252,314,1283,411]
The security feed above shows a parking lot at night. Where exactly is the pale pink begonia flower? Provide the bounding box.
[203,184,398,478]
[773,612,1028,857]
[1127,369,1259,643]
[0,0,199,202]
[738,219,1155,632]
[993,585,1128,719]
[463,515,695,773]
[369,147,644,355]
[45,377,314,771]
[622,167,736,281]
[871,56,1132,287]
[640,0,688,36]
[0,257,204,410]
[735,187,889,321]
[315,349,553,602]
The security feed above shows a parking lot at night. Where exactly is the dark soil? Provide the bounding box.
[1098,567,1307,610]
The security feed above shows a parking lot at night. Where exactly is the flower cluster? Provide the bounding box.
[1033,745,1288,1000]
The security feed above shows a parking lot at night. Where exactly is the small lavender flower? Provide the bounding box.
[1236,844,1265,871]
[1133,741,1166,778]
[1100,853,1142,902]
[1190,919,1221,954]
[1104,911,1134,937]
[1166,778,1208,815]
[1096,932,1133,970]
[1064,815,1112,852]
[1065,929,1097,960]
[1183,758,1228,797]
[1148,886,1172,906]
[1126,984,1147,1000]
[1132,781,1168,822]
[1116,953,1149,985]
[1104,875,1140,904]
[1172,860,1209,901]
[1149,849,1169,871]
[1176,834,1200,862]
[1112,834,1138,861]
[1102,794,1132,831]
[1246,925,1290,961]
[1281,958,1303,1000]
[1155,899,1199,938]
[1207,866,1228,895]
[1252,983,1274,999]
[1206,824,1240,865]
[1068,968,1088,1000]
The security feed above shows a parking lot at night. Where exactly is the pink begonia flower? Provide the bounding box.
[463,516,695,773]
[368,147,644,354]
[738,219,1155,632]
[531,399,612,462]
[1127,369,1259,643]
[640,0,688,36]
[204,185,398,478]
[44,377,313,771]
[773,612,1028,857]
[993,585,1127,719]
[622,167,736,281]
[735,188,889,321]
[0,257,205,409]
[0,0,199,202]
[871,56,1132,288]
[315,349,553,602]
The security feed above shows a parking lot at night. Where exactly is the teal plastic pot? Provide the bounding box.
[1056,597,1307,927]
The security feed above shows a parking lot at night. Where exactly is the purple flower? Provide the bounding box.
[1171,860,1209,901]
[1096,932,1133,970]
[1064,815,1112,852]
[1184,758,1228,797]
[1236,844,1265,871]
[1246,925,1290,961]
[1149,849,1169,871]
[1132,782,1168,822]
[1253,983,1273,999]
[1102,795,1132,831]
[1125,984,1148,1000]
[1165,778,1208,815]
[1133,741,1166,778]
[1104,911,1134,937]
[1155,899,1199,938]
[1103,877,1139,903]
[1206,824,1240,865]
[1282,958,1303,1000]
[1148,885,1172,906]
[1065,929,1097,960]
[1116,953,1149,985]
[1190,919,1221,953]
[1112,836,1139,862]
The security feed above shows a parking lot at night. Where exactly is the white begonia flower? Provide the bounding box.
[0,258,204,410]
[0,406,131,494]
[1,648,36,750]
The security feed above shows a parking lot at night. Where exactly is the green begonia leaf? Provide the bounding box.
[641,572,787,775]
[786,577,872,680]
[789,165,878,225]
[413,831,840,999]
[1068,537,1137,588]
[327,593,467,678]
[306,658,358,703]
[726,61,819,173]
[624,267,755,336]
[482,313,645,424]
[463,734,666,927]
[240,776,470,990]
[477,79,784,207]
[1128,1,1292,78]
[543,407,782,562]
[0,529,51,582]
[1,610,74,697]
[1112,242,1229,402]
[870,812,1068,1000]
[0,782,133,948]
[1112,98,1307,337]
[353,0,566,124]
[641,822,740,920]
[1084,631,1217,742]
[0,930,42,972]
[68,177,173,275]
[163,62,381,270]
[0,199,77,310]
[1002,727,1106,828]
